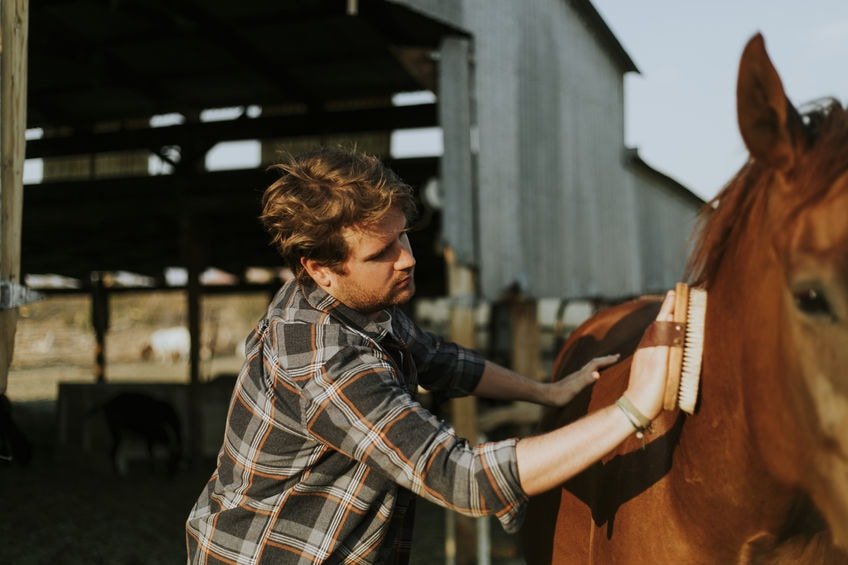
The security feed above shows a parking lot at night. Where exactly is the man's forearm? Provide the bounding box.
[471,360,547,404]
[471,356,612,408]
[515,403,634,496]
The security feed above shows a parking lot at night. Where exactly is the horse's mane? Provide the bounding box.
[685,99,848,287]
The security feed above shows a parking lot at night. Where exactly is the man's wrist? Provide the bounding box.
[622,389,660,421]
[615,396,653,438]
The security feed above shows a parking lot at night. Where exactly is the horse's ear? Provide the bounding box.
[736,33,804,172]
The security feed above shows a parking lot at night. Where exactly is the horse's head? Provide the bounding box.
[690,34,848,546]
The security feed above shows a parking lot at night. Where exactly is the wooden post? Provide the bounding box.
[0,0,28,393]
[174,128,207,466]
[182,211,204,466]
[186,234,202,388]
[510,296,539,381]
[91,272,110,382]
[446,248,478,415]
[445,247,480,565]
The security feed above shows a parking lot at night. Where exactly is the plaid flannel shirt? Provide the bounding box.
[186,278,527,564]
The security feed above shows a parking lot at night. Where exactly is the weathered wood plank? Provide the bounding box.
[510,296,540,380]
[0,0,29,393]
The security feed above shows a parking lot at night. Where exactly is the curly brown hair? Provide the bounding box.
[260,147,418,279]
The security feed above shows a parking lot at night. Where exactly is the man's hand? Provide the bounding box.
[624,290,676,420]
[542,354,620,408]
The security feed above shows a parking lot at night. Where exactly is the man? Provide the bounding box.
[186,147,674,563]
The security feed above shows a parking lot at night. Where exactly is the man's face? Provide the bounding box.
[323,206,416,314]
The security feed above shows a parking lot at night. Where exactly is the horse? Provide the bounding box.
[520,34,848,564]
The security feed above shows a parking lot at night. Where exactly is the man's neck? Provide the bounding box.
[299,277,392,334]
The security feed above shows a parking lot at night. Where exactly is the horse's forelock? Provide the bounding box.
[795,100,848,205]
[685,100,848,287]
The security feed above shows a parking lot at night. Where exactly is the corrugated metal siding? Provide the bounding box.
[438,37,477,265]
[631,165,703,293]
[462,0,642,300]
[466,0,525,296]
[398,0,694,301]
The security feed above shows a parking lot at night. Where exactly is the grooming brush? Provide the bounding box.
[662,282,707,414]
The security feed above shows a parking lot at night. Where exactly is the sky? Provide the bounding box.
[590,0,848,201]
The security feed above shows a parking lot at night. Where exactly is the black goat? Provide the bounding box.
[90,392,182,475]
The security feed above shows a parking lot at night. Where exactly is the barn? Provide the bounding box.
[398,0,703,301]
[0,0,703,562]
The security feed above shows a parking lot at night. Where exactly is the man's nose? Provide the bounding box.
[396,240,416,271]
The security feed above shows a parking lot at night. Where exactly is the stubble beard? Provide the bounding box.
[346,273,416,314]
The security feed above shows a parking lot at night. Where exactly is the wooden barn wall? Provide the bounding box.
[631,169,703,293]
[400,0,641,300]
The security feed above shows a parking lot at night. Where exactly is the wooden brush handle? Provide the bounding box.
[663,282,689,410]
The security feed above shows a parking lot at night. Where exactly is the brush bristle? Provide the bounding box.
[678,287,707,414]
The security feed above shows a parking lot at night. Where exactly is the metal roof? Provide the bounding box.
[27,0,467,127]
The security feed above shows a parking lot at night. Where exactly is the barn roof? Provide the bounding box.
[626,148,704,205]
[565,0,638,74]
[22,0,465,287]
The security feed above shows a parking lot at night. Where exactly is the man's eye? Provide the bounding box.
[369,247,390,261]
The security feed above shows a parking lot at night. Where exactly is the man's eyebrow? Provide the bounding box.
[364,228,409,260]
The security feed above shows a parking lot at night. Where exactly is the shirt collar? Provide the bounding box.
[298,277,394,343]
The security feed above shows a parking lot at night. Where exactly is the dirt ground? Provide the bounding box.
[2,293,527,564]
[0,398,212,564]
[0,392,523,565]
[0,398,524,565]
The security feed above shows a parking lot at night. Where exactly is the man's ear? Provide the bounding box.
[300,257,332,287]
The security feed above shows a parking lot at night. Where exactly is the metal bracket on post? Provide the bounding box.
[0,279,44,310]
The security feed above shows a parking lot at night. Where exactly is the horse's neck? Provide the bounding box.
[674,265,801,528]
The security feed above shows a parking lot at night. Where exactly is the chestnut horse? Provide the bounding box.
[521,34,848,564]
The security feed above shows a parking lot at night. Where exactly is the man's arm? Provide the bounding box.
[515,290,674,495]
[515,404,633,495]
[471,355,619,408]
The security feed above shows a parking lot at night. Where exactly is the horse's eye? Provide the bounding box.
[792,287,833,318]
